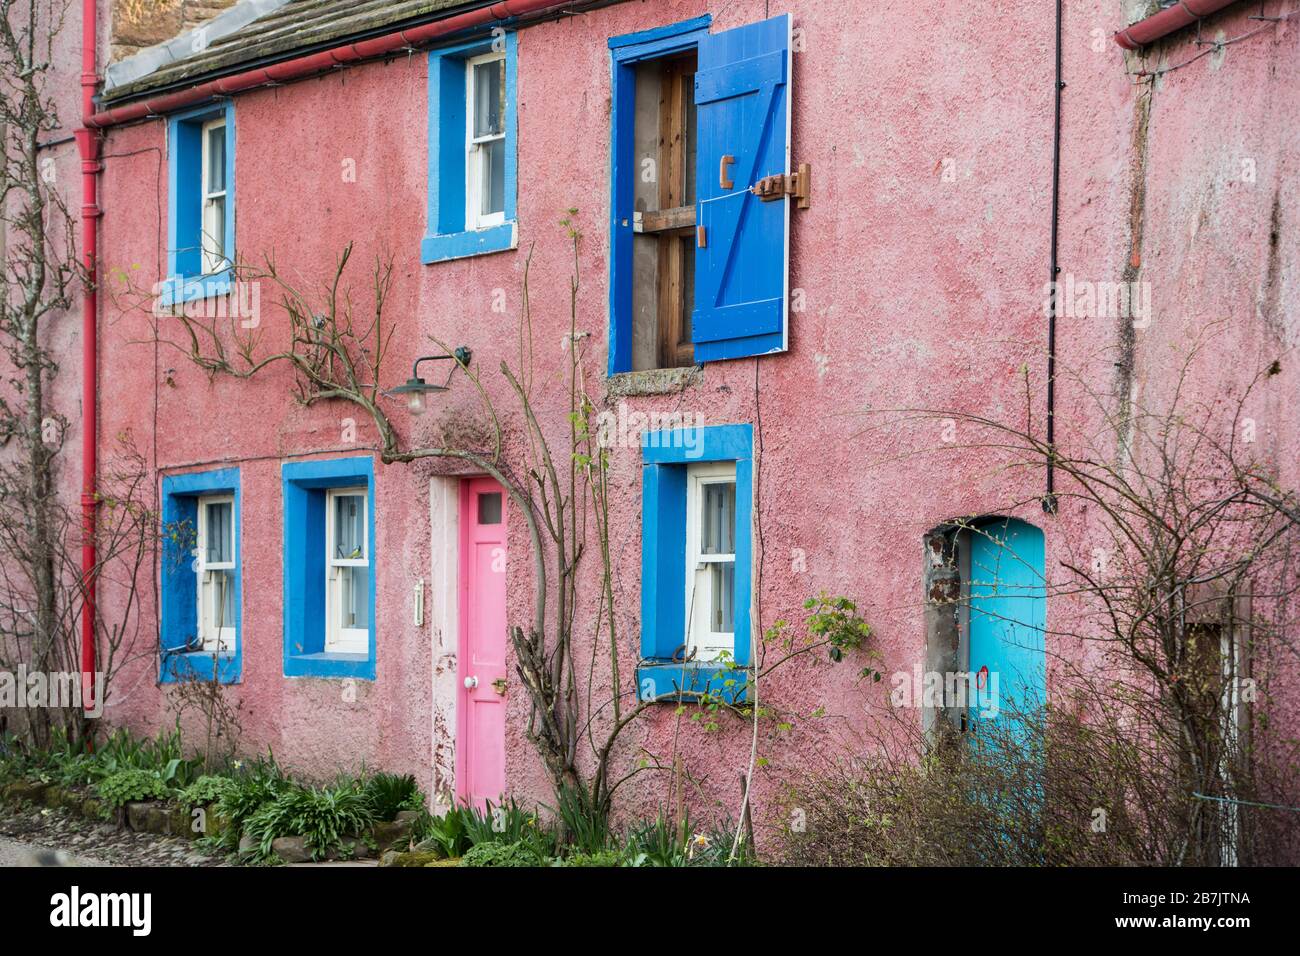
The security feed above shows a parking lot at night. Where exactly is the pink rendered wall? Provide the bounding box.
[70,0,1298,823]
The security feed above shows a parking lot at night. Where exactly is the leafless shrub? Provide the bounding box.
[778,686,1299,866]
[840,345,1300,865]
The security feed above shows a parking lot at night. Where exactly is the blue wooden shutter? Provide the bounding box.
[692,14,792,363]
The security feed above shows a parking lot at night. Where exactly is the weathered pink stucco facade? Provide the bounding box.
[27,0,1298,827]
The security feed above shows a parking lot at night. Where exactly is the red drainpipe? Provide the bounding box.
[75,0,100,713]
[86,0,580,128]
[1114,0,1241,49]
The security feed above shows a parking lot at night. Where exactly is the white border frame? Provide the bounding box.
[685,461,737,661]
[196,494,235,653]
[199,116,228,276]
[325,486,370,653]
[465,50,508,231]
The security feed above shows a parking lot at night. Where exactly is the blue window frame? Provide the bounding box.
[162,100,235,306]
[422,31,519,264]
[282,457,377,679]
[160,467,242,684]
[637,424,753,703]
[608,14,793,374]
[608,16,711,375]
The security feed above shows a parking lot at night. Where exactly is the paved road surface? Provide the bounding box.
[0,835,109,867]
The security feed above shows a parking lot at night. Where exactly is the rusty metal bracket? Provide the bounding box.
[752,162,811,209]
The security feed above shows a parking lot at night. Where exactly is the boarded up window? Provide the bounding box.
[631,53,697,370]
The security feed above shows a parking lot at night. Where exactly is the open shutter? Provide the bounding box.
[692,14,792,363]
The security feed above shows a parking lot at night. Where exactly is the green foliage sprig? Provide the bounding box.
[96,768,174,808]
[178,774,236,809]
[803,592,880,680]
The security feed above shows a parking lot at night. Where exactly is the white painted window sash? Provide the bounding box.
[685,462,737,662]
[465,50,507,231]
[195,494,235,654]
[325,487,369,654]
[200,117,228,275]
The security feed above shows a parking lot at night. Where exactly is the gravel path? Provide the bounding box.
[0,801,226,867]
[0,835,109,867]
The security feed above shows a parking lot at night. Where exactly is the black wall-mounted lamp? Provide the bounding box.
[386,346,472,416]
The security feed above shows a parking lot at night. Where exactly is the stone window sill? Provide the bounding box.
[605,366,703,400]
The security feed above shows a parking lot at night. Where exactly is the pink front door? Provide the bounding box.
[456,477,508,807]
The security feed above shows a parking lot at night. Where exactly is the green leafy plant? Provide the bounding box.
[244,783,377,862]
[618,810,753,867]
[456,797,556,857]
[50,751,100,788]
[0,731,36,783]
[625,810,690,867]
[459,839,546,868]
[688,817,756,867]
[0,729,104,789]
[414,806,474,858]
[213,754,293,850]
[96,768,173,808]
[554,848,627,867]
[92,727,203,787]
[549,782,612,854]
[363,772,420,822]
[178,774,236,809]
[803,592,879,679]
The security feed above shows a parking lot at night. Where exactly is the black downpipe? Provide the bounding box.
[1043,0,1063,515]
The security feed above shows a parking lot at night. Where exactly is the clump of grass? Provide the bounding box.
[244,782,377,862]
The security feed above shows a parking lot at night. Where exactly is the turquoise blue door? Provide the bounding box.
[968,519,1046,727]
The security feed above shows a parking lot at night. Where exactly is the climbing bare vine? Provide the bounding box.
[0,0,156,748]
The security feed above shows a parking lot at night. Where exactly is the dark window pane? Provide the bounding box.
[205,500,232,563]
[478,492,503,525]
[482,138,505,217]
[473,59,504,137]
[206,124,225,191]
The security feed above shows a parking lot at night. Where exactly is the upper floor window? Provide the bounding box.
[608,15,794,375]
[200,117,229,275]
[636,51,697,370]
[466,51,507,230]
[163,102,235,305]
[423,34,518,264]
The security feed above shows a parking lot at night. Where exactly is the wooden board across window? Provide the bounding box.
[655,53,696,369]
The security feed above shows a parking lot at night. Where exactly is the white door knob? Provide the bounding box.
[464,675,478,689]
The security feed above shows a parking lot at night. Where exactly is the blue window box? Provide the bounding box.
[635,661,749,705]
